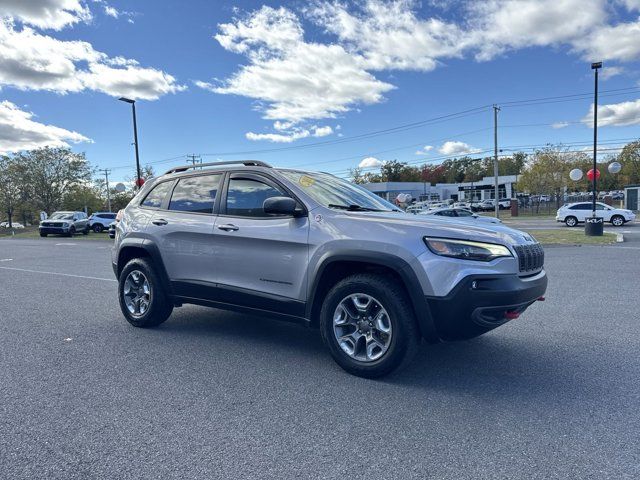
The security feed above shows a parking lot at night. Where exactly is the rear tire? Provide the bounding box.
[611,215,625,227]
[319,273,420,378]
[40,232,47,237]
[565,216,578,227]
[82,227,89,235]
[118,258,173,328]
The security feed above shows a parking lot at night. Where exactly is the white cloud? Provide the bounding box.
[551,121,570,129]
[599,66,624,80]
[245,124,334,143]
[308,0,465,71]
[0,100,91,154]
[203,1,640,142]
[359,156,383,168]
[438,140,481,155]
[583,99,640,127]
[313,125,333,137]
[0,22,185,100]
[415,145,434,155]
[103,5,118,18]
[0,0,91,30]
[575,20,640,63]
[200,5,394,128]
[467,0,606,61]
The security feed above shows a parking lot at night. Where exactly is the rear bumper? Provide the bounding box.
[425,271,548,341]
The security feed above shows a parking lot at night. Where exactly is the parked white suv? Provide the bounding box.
[556,202,635,227]
[89,212,117,233]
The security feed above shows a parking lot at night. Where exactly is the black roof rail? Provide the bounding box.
[164,160,272,175]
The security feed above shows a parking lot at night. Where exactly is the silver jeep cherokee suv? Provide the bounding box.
[112,161,547,378]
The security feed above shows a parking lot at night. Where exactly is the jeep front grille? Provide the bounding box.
[513,244,544,272]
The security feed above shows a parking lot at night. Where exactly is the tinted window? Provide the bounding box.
[438,210,456,217]
[226,177,288,217]
[456,209,473,217]
[141,181,173,208]
[169,174,221,214]
[570,204,590,210]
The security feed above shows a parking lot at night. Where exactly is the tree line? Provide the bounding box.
[0,147,151,227]
[350,140,640,199]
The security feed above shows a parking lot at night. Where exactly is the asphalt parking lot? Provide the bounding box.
[1,237,639,479]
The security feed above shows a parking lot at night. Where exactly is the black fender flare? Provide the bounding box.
[117,237,174,297]
[305,251,439,343]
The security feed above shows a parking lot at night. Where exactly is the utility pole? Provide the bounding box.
[186,154,202,168]
[100,168,112,212]
[493,104,501,218]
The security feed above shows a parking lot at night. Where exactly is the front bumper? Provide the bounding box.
[39,226,70,234]
[425,271,547,341]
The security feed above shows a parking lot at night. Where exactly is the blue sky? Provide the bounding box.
[1,0,640,182]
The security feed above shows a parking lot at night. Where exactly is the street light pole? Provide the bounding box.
[591,62,601,217]
[119,97,142,189]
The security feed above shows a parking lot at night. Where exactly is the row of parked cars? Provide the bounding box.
[38,211,117,237]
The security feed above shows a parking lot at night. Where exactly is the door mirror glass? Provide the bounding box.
[263,196,298,216]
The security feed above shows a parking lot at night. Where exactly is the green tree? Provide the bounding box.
[0,155,21,226]
[618,140,640,185]
[16,147,93,215]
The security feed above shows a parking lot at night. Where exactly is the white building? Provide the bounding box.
[362,175,518,202]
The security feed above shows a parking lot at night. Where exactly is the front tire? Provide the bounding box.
[93,224,103,233]
[565,216,578,227]
[611,215,625,227]
[118,258,173,328]
[39,232,47,237]
[319,273,420,378]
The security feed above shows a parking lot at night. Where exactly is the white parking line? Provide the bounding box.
[0,266,116,282]
[0,258,13,262]
[55,243,77,246]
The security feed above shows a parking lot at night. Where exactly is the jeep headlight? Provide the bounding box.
[63,222,69,227]
[424,237,512,261]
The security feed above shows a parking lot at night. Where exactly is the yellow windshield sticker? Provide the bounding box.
[299,175,315,187]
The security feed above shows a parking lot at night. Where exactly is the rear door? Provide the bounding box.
[148,173,223,287]
[211,172,309,310]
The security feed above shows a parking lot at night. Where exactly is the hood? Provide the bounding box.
[333,210,536,246]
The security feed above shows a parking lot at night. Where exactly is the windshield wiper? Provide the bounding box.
[328,203,393,212]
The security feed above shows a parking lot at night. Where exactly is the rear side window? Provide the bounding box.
[225,177,288,217]
[141,181,173,208]
[168,174,222,214]
[570,204,590,210]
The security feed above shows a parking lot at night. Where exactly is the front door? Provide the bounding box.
[211,172,309,314]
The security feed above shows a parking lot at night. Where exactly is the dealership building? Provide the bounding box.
[362,175,518,202]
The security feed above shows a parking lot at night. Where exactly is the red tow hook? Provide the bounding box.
[504,310,520,320]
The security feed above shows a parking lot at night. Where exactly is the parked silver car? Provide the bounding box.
[39,211,89,237]
[419,207,503,224]
[112,161,547,378]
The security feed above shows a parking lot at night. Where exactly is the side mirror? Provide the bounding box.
[263,196,301,216]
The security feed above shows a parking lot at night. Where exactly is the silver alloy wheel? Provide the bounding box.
[123,270,152,317]
[566,217,577,227]
[612,216,624,226]
[333,293,392,362]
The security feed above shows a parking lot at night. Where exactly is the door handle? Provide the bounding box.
[152,219,168,226]
[218,223,239,232]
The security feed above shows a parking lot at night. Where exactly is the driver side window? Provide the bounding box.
[225,177,289,217]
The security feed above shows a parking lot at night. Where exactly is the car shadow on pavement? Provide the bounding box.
[150,305,614,405]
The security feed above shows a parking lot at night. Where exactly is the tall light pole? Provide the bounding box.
[493,104,501,218]
[119,97,142,189]
[586,62,603,236]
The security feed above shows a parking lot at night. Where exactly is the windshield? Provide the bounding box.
[279,170,400,212]
[50,213,73,220]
